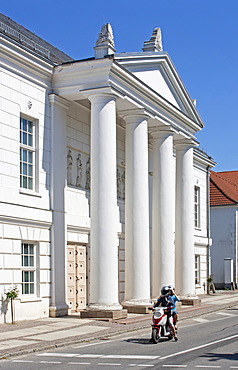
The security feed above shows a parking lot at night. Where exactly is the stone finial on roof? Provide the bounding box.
[142,27,163,52]
[94,23,116,59]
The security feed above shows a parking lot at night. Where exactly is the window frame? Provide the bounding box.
[21,242,39,296]
[194,186,201,229]
[195,254,200,285]
[20,116,39,193]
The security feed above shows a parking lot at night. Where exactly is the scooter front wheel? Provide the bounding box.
[152,327,161,344]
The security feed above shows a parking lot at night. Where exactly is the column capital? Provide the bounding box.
[88,92,117,104]
[119,109,150,123]
[174,137,198,150]
[48,94,70,110]
[150,126,175,139]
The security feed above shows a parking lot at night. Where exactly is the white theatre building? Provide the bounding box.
[0,13,215,322]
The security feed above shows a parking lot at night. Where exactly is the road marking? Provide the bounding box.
[73,339,118,348]
[193,318,210,323]
[39,361,62,364]
[12,360,34,363]
[37,352,159,360]
[68,362,91,365]
[98,363,121,366]
[195,366,221,368]
[216,312,236,317]
[104,355,159,360]
[159,333,238,360]
[180,315,237,331]
[79,354,104,358]
[129,366,154,368]
[162,366,187,368]
[37,353,80,357]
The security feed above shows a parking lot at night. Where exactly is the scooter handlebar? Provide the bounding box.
[150,306,173,310]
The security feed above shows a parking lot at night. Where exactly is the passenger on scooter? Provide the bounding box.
[153,286,178,341]
[168,285,180,329]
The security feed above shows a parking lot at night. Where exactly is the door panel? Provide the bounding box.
[67,245,87,311]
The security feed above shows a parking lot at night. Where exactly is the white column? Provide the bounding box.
[123,111,150,305]
[49,94,70,317]
[175,139,196,297]
[151,128,175,298]
[89,93,121,310]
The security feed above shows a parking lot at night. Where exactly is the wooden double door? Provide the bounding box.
[67,244,87,311]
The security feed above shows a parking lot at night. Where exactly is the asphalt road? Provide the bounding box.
[1,305,238,369]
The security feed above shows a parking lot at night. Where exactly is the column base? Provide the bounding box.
[49,303,69,317]
[122,299,152,314]
[81,309,128,319]
[180,296,201,306]
[87,303,123,311]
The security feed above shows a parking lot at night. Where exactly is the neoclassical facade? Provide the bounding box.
[0,14,215,322]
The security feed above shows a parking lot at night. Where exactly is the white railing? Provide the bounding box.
[0,21,50,59]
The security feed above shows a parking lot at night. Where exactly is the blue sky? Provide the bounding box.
[1,0,238,171]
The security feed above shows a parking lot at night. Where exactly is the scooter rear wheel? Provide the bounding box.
[152,327,161,344]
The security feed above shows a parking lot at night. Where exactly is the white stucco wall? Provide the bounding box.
[0,53,52,323]
[210,206,238,287]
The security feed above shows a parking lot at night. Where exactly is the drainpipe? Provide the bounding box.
[206,165,212,289]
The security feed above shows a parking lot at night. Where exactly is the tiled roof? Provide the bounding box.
[210,170,238,206]
[0,13,73,64]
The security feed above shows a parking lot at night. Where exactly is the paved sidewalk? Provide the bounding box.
[0,291,237,360]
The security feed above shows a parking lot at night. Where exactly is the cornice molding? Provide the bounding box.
[52,57,203,135]
[0,215,51,229]
[48,94,70,110]
[193,149,216,168]
[67,225,90,234]
[0,36,53,85]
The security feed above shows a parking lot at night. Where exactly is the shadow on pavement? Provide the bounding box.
[201,352,238,362]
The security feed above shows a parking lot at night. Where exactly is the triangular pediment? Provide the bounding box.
[115,52,203,128]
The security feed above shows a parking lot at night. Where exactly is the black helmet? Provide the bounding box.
[161,286,170,297]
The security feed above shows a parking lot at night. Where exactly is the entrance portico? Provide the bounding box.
[50,25,206,316]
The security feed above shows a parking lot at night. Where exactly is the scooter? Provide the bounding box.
[149,306,176,343]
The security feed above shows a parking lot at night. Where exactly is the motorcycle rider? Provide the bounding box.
[153,285,178,341]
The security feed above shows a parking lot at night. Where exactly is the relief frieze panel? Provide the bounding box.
[67,148,125,199]
[67,149,90,190]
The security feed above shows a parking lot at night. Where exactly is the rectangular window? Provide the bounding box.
[21,243,36,295]
[194,186,201,228]
[20,117,35,190]
[195,255,200,285]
